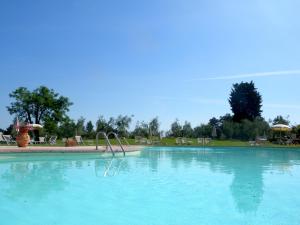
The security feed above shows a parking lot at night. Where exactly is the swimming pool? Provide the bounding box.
[0,147,300,225]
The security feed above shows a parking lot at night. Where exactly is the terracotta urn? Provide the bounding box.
[16,126,30,147]
[65,139,77,147]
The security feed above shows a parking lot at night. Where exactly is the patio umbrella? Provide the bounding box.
[271,124,292,132]
[271,124,292,141]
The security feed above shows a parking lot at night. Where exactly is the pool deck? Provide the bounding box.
[0,145,144,153]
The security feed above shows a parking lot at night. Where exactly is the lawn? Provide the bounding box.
[1,138,299,148]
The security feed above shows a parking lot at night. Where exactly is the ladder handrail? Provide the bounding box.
[96,131,115,156]
[107,132,125,156]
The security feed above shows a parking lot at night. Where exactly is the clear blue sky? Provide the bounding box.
[1,0,300,130]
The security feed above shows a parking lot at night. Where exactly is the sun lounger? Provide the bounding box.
[249,140,260,146]
[151,137,161,145]
[140,138,148,144]
[176,137,182,145]
[0,132,6,144]
[2,135,16,145]
[38,137,46,144]
[49,136,57,145]
[187,139,193,144]
[75,136,85,145]
[135,136,141,143]
[197,138,204,145]
[204,138,211,144]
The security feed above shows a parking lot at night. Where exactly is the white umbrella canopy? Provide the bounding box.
[31,124,43,129]
[271,124,292,132]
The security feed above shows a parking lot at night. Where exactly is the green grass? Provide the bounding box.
[1,138,300,148]
[151,138,276,147]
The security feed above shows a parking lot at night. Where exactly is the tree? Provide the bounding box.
[208,117,222,138]
[132,121,149,138]
[96,116,115,133]
[7,86,72,138]
[294,125,300,136]
[194,124,212,138]
[182,121,193,138]
[76,117,86,136]
[115,115,132,137]
[149,117,160,137]
[209,117,220,127]
[58,117,76,138]
[169,119,182,137]
[85,121,94,138]
[43,116,59,135]
[272,115,290,125]
[229,81,262,122]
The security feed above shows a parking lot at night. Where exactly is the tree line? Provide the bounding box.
[2,83,300,140]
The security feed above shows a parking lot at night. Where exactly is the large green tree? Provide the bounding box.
[182,121,193,138]
[229,81,262,122]
[115,115,132,137]
[149,117,160,137]
[132,121,149,138]
[76,117,86,136]
[85,121,95,139]
[169,119,182,137]
[7,86,72,136]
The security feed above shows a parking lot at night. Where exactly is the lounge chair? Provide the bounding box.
[134,136,141,143]
[197,137,211,145]
[249,140,260,146]
[139,138,147,144]
[204,138,211,144]
[197,138,205,145]
[181,138,192,145]
[0,132,7,144]
[75,136,85,145]
[151,137,161,145]
[176,137,182,145]
[255,136,267,145]
[181,138,187,145]
[197,138,204,145]
[49,136,57,145]
[38,137,46,144]
[248,141,255,146]
[3,135,16,145]
[187,138,193,145]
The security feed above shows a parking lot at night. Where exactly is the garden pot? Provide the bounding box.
[16,127,30,147]
[65,139,77,147]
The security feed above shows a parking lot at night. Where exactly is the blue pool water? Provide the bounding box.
[0,147,300,225]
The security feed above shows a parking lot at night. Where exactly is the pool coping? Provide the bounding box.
[0,145,145,153]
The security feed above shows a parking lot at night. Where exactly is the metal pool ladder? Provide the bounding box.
[96,131,125,156]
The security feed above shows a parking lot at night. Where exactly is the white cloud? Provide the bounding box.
[190,70,300,81]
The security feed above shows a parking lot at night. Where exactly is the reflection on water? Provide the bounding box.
[0,148,300,215]
[103,158,126,177]
[1,161,68,201]
[141,147,300,213]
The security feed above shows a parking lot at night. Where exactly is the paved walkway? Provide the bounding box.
[0,145,144,153]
